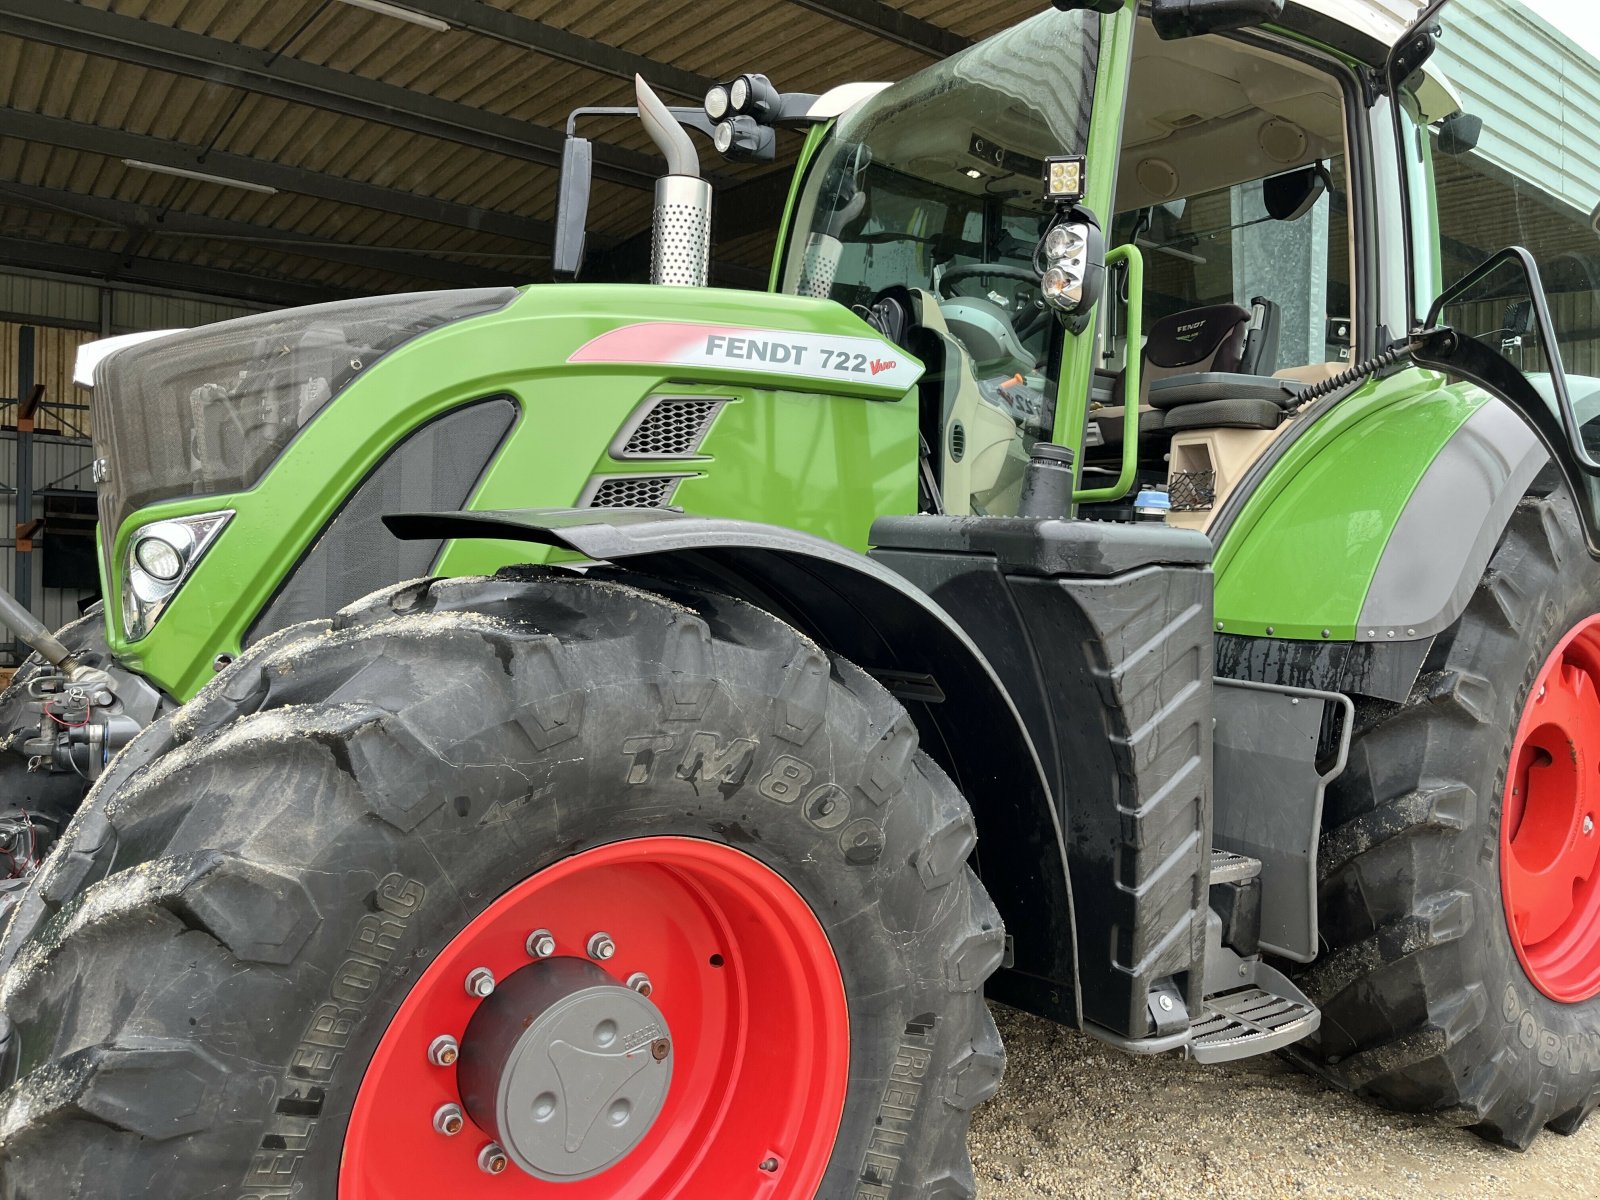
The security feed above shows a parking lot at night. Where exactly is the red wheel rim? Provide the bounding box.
[1502,615,1600,1003]
[340,837,849,1198]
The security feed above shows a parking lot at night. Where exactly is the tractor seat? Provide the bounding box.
[1094,300,1303,441]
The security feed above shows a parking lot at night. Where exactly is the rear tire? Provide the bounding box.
[1302,489,1600,1146]
[0,569,1004,1197]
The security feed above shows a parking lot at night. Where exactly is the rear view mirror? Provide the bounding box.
[1436,111,1483,157]
[1151,0,1285,40]
[1262,165,1328,222]
[553,137,593,277]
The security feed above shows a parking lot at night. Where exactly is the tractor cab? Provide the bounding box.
[774,0,1600,538]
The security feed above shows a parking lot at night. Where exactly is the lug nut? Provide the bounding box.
[1586,815,1595,836]
[626,972,653,996]
[427,1034,460,1067]
[587,932,616,961]
[651,1037,671,1062]
[526,929,556,959]
[465,967,496,998]
[433,1103,465,1136]
[478,1142,510,1175]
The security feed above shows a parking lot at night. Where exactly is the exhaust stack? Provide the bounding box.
[635,75,711,287]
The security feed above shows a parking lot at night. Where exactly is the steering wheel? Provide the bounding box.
[938,262,1040,298]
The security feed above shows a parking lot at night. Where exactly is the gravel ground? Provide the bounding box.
[969,1004,1598,1199]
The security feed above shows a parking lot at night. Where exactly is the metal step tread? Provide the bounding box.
[1189,985,1319,1063]
[1209,847,1262,884]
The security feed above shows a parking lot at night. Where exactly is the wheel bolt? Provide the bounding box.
[587,932,616,961]
[427,1034,459,1067]
[626,971,653,996]
[478,1142,509,1175]
[433,1103,465,1136]
[465,967,496,998]
[526,928,556,959]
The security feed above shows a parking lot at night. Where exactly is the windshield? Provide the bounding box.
[778,8,1101,513]
[781,9,1098,323]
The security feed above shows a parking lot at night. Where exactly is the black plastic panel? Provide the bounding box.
[246,396,516,643]
[873,515,1214,1037]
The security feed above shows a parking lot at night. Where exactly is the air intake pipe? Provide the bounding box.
[635,75,711,287]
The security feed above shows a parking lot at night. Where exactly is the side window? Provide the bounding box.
[1429,137,1600,380]
[1108,159,1352,372]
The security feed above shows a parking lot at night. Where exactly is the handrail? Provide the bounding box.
[1074,242,1144,503]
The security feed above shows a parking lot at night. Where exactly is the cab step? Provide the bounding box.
[1209,847,1261,884]
[1188,975,1320,1063]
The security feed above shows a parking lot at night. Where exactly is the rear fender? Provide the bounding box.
[385,507,1082,1024]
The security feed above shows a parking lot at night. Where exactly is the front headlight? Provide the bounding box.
[121,510,231,641]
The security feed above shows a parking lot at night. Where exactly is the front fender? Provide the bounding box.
[385,507,1082,1023]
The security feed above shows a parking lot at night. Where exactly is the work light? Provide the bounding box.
[1044,155,1086,203]
[122,511,232,641]
[712,115,773,160]
[727,73,780,122]
[704,85,730,121]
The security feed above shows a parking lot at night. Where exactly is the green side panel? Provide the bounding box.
[1213,368,1484,641]
[108,283,920,700]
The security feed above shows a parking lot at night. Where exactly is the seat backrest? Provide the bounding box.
[1115,303,1250,407]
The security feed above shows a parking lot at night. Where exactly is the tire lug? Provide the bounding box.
[478,1142,510,1175]
[465,967,496,998]
[626,971,653,996]
[427,1034,460,1067]
[587,932,616,961]
[433,1103,465,1136]
[525,928,556,959]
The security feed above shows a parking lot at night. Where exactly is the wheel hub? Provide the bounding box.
[457,957,672,1180]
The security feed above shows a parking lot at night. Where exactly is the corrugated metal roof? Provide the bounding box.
[0,0,1042,307]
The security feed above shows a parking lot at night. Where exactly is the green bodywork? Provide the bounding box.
[1212,367,1482,640]
[96,0,1537,705]
[105,285,920,699]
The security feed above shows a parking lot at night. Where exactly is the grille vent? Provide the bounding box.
[585,474,688,509]
[617,397,726,458]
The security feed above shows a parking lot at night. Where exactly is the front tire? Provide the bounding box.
[0,569,1004,1198]
[1303,488,1600,1146]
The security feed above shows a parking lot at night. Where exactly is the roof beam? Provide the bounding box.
[0,0,663,189]
[0,180,532,289]
[0,236,344,308]
[0,109,554,247]
[785,0,969,58]
[396,0,715,101]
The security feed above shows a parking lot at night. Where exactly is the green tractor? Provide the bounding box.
[3,0,1600,1194]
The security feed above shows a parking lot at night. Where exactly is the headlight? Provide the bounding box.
[1039,220,1092,313]
[121,510,231,641]
[133,531,189,581]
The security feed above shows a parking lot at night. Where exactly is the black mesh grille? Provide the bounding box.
[246,396,516,644]
[587,475,683,508]
[619,398,724,457]
[1169,470,1217,511]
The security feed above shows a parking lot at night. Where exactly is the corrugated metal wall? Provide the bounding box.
[1441,0,1600,219]
[0,432,99,632]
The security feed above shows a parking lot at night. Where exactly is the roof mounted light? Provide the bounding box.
[704,85,730,121]
[728,73,780,123]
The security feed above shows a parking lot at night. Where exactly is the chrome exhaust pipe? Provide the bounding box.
[635,75,711,287]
